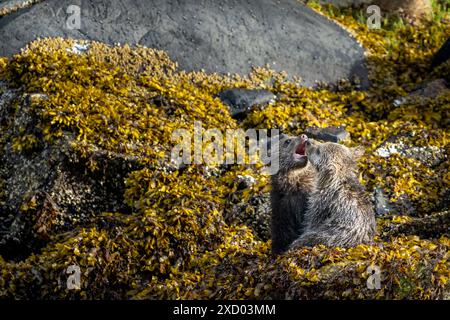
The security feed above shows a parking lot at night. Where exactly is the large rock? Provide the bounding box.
[0,0,368,87]
[431,37,450,70]
[0,87,142,260]
[384,210,450,240]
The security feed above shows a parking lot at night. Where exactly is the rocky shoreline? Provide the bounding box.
[0,1,449,299]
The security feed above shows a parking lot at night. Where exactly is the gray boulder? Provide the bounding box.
[0,0,369,87]
[305,125,350,143]
[218,88,275,118]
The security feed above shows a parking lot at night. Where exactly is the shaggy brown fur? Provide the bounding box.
[270,134,315,255]
[290,140,376,249]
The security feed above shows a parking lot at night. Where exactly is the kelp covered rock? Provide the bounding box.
[0,0,42,17]
[0,1,449,299]
[0,0,369,87]
[0,134,141,260]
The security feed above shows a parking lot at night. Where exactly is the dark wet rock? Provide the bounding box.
[236,174,257,190]
[384,210,450,239]
[442,189,450,211]
[431,37,450,69]
[394,194,418,216]
[372,187,425,217]
[394,79,449,107]
[409,79,448,98]
[373,187,393,216]
[0,87,142,260]
[0,0,368,87]
[305,125,350,143]
[218,88,275,118]
[225,191,271,241]
[375,133,446,167]
[0,138,142,260]
[24,93,48,105]
[0,81,19,125]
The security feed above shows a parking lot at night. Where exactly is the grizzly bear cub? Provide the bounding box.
[270,134,315,255]
[290,139,376,249]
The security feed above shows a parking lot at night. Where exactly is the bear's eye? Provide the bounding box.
[315,148,320,155]
[283,139,292,146]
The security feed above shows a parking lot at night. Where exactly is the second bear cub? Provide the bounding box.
[290,139,376,249]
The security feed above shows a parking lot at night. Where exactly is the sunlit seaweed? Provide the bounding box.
[0,2,449,299]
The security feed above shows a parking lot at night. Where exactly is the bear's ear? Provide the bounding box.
[351,146,365,159]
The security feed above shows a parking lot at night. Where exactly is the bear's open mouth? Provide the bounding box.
[295,142,306,156]
[294,140,307,158]
[293,134,308,161]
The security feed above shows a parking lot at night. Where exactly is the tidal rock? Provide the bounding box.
[373,187,393,216]
[226,192,271,241]
[237,174,257,190]
[24,93,48,105]
[0,0,369,87]
[431,37,450,69]
[0,137,142,260]
[375,133,446,167]
[218,88,275,118]
[441,189,450,212]
[409,79,448,98]
[305,126,350,143]
[0,87,142,260]
[384,210,450,239]
[393,79,450,107]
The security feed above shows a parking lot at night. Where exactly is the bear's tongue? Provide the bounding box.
[295,141,306,156]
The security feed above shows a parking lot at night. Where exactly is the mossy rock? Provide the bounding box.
[0,0,369,87]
